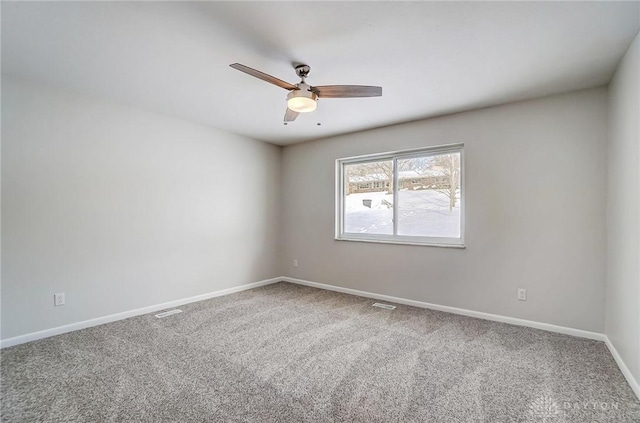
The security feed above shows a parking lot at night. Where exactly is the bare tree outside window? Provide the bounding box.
[432,153,461,213]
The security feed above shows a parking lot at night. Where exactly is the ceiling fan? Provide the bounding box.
[229,63,382,122]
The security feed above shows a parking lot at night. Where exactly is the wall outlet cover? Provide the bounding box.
[517,289,527,301]
[54,293,65,307]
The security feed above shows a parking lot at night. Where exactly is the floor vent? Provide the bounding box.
[372,303,396,310]
[155,309,183,318]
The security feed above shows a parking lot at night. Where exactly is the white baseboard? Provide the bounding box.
[281,277,606,341]
[0,277,281,349]
[605,337,640,400]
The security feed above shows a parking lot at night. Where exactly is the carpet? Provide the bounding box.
[2,282,639,422]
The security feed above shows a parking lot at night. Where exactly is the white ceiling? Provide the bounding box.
[2,2,639,145]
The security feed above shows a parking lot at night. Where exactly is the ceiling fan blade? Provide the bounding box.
[284,108,299,122]
[312,85,382,98]
[230,63,297,90]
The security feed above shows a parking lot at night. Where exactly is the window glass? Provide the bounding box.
[344,160,393,235]
[396,153,461,238]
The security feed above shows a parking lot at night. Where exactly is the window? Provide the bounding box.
[336,144,464,247]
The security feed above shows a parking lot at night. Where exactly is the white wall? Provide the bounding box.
[606,32,640,387]
[282,88,608,333]
[1,77,282,339]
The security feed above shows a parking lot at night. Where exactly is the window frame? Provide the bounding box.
[335,144,465,248]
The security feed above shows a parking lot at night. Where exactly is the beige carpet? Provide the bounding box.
[2,282,639,422]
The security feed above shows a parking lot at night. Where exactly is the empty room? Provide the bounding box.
[1,1,639,422]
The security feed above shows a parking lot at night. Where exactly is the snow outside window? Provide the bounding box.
[336,144,464,247]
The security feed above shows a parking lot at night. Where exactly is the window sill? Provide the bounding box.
[335,236,466,249]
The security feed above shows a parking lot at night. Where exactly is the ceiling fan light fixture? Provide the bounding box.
[287,89,318,113]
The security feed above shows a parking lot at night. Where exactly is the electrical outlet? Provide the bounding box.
[54,293,66,307]
[293,259,299,268]
[517,289,527,301]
